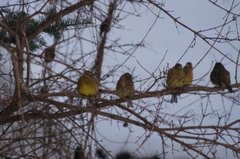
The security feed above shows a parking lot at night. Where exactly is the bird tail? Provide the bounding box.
[171,94,178,103]
[87,97,98,106]
[127,101,133,108]
[227,85,234,93]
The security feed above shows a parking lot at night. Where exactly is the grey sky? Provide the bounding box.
[0,0,239,158]
[96,1,240,158]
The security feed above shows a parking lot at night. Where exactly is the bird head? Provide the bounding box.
[174,63,182,70]
[214,62,225,70]
[123,73,133,80]
[185,62,192,69]
[186,62,192,67]
[83,71,94,77]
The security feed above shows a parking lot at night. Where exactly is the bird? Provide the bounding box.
[166,63,184,103]
[96,148,108,159]
[73,146,85,159]
[77,71,99,97]
[100,17,111,37]
[44,46,55,63]
[116,73,135,107]
[210,62,233,93]
[182,62,193,86]
[99,2,116,37]
[116,152,132,159]
[116,73,135,98]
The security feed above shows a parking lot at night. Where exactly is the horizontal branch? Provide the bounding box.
[33,83,240,107]
[1,103,217,159]
[1,83,239,124]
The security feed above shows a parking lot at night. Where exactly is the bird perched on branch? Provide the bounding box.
[44,46,55,63]
[99,1,116,37]
[116,73,135,107]
[182,62,193,86]
[210,62,233,93]
[100,17,111,37]
[96,148,108,159]
[116,152,132,159]
[73,146,85,159]
[166,63,184,103]
[77,71,99,97]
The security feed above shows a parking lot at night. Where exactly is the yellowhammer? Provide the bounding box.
[166,63,184,103]
[116,73,135,98]
[77,71,99,97]
[210,62,233,93]
[44,46,55,63]
[116,73,135,107]
[182,62,193,86]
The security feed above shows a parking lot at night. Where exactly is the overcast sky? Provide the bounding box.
[96,1,240,158]
[0,0,239,158]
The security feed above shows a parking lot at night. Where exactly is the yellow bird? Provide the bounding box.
[77,71,99,97]
[116,73,135,107]
[166,63,184,103]
[210,62,233,93]
[44,46,55,63]
[182,62,193,86]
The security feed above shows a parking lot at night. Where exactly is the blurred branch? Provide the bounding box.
[1,83,239,125]
[148,0,240,66]
[94,1,117,80]
[27,0,95,42]
[2,95,239,158]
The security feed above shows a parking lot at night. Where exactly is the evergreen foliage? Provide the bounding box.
[0,7,92,51]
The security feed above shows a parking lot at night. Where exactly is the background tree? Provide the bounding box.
[0,0,239,159]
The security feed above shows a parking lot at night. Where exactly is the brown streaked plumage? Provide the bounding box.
[166,63,184,103]
[44,46,55,63]
[182,62,193,86]
[210,62,233,93]
[116,73,135,107]
[116,73,135,99]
